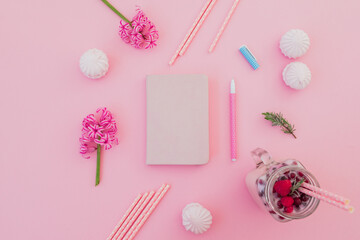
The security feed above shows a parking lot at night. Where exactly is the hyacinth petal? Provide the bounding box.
[79,142,96,159]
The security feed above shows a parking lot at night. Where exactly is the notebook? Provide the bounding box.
[146,74,209,165]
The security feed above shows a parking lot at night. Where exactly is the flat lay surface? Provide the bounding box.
[1,0,360,239]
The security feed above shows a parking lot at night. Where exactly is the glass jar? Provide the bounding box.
[245,148,320,222]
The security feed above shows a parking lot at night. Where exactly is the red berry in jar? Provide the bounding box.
[279,176,288,181]
[284,206,294,213]
[281,196,294,207]
[274,180,292,197]
[294,197,302,206]
[301,194,309,202]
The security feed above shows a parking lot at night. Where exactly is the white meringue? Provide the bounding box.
[79,48,109,79]
[282,62,311,90]
[280,29,310,59]
[182,203,212,234]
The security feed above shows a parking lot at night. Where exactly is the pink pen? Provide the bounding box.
[230,79,237,162]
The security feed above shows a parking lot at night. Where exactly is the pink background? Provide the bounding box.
[1,0,360,239]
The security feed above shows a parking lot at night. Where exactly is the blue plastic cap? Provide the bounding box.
[239,45,259,70]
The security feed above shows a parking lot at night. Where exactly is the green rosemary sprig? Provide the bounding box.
[262,112,297,138]
[290,178,305,194]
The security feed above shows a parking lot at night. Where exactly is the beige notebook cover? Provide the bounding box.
[146,74,209,165]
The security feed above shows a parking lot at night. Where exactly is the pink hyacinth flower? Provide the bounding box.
[101,0,159,49]
[79,107,118,186]
[120,8,159,49]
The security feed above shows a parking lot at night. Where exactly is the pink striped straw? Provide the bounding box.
[113,192,149,240]
[169,0,215,65]
[106,194,142,240]
[127,184,170,240]
[298,187,354,213]
[115,191,155,240]
[302,182,350,205]
[122,184,166,240]
[208,0,240,52]
[179,0,217,56]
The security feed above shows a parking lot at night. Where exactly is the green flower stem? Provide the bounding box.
[95,144,101,186]
[101,0,131,24]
